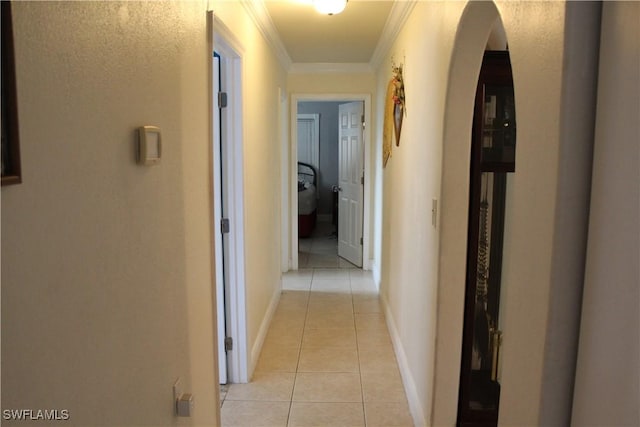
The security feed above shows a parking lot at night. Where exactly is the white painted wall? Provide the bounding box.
[2,2,217,425]
[375,2,466,424]
[538,3,601,423]
[572,2,640,425]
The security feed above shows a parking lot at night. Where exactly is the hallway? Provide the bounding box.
[220,267,413,426]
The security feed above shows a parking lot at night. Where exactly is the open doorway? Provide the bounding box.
[289,95,372,271]
[211,14,249,386]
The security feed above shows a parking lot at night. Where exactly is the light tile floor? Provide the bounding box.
[220,221,412,425]
[220,266,414,427]
[298,220,357,269]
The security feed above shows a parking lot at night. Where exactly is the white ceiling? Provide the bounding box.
[263,0,395,64]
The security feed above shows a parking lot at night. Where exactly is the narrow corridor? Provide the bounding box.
[220,264,413,426]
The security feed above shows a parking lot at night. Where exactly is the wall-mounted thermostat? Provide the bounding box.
[137,126,161,165]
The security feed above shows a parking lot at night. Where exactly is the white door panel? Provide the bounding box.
[338,102,364,267]
[213,54,228,385]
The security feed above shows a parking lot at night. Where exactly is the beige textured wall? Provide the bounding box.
[1,0,287,424]
[376,2,466,424]
[1,1,217,425]
[287,72,376,95]
[378,1,605,425]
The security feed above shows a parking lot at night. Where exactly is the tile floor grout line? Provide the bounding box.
[349,277,369,426]
[222,262,411,426]
[288,280,311,426]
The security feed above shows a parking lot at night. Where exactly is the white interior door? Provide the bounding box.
[297,114,319,171]
[213,53,229,385]
[338,102,364,267]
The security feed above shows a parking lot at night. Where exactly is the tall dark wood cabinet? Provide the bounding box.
[457,51,516,427]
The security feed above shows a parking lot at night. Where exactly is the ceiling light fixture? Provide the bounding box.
[313,0,347,15]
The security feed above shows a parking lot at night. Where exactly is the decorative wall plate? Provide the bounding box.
[392,65,405,147]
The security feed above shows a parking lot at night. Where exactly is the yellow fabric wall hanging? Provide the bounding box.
[382,78,395,168]
[383,63,406,168]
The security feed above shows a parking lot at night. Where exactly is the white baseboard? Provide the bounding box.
[381,294,427,427]
[249,283,281,379]
[370,259,381,291]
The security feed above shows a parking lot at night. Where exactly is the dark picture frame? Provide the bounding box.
[2,2,22,186]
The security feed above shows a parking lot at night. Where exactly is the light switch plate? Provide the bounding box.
[137,126,161,166]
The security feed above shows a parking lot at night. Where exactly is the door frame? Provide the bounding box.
[288,94,372,271]
[210,13,249,384]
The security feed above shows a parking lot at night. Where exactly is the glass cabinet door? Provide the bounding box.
[481,86,516,170]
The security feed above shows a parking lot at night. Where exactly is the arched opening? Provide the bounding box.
[433,2,514,425]
[436,2,600,425]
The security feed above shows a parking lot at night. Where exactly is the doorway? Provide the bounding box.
[211,14,249,385]
[289,95,371,271]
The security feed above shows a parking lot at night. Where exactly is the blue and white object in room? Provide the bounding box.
[137,126,161,165]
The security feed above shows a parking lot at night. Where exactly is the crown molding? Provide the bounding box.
[289,62,374,74]
[369,1,417,71]
[240,0,293,71]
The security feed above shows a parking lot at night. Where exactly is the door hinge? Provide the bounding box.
[360,237,363,245]
[361,115,365,128]
[220,218,230,234]
[361,176,364,185]
[218,92,228,109]
[224,337,233,351]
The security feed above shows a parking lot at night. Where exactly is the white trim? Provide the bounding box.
[371,259,381,292]
[240,0,292,71]
[212,12,245,55]
[369,1,417,70]
[289,62,373,74]
[212,14,249,384]
[289,94,372,271]
[381,293,428,427]
[279,87,290,273]
[249,286,281,376]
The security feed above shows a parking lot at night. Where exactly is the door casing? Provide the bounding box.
[210,13,249,384]
[287,94,372,271]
